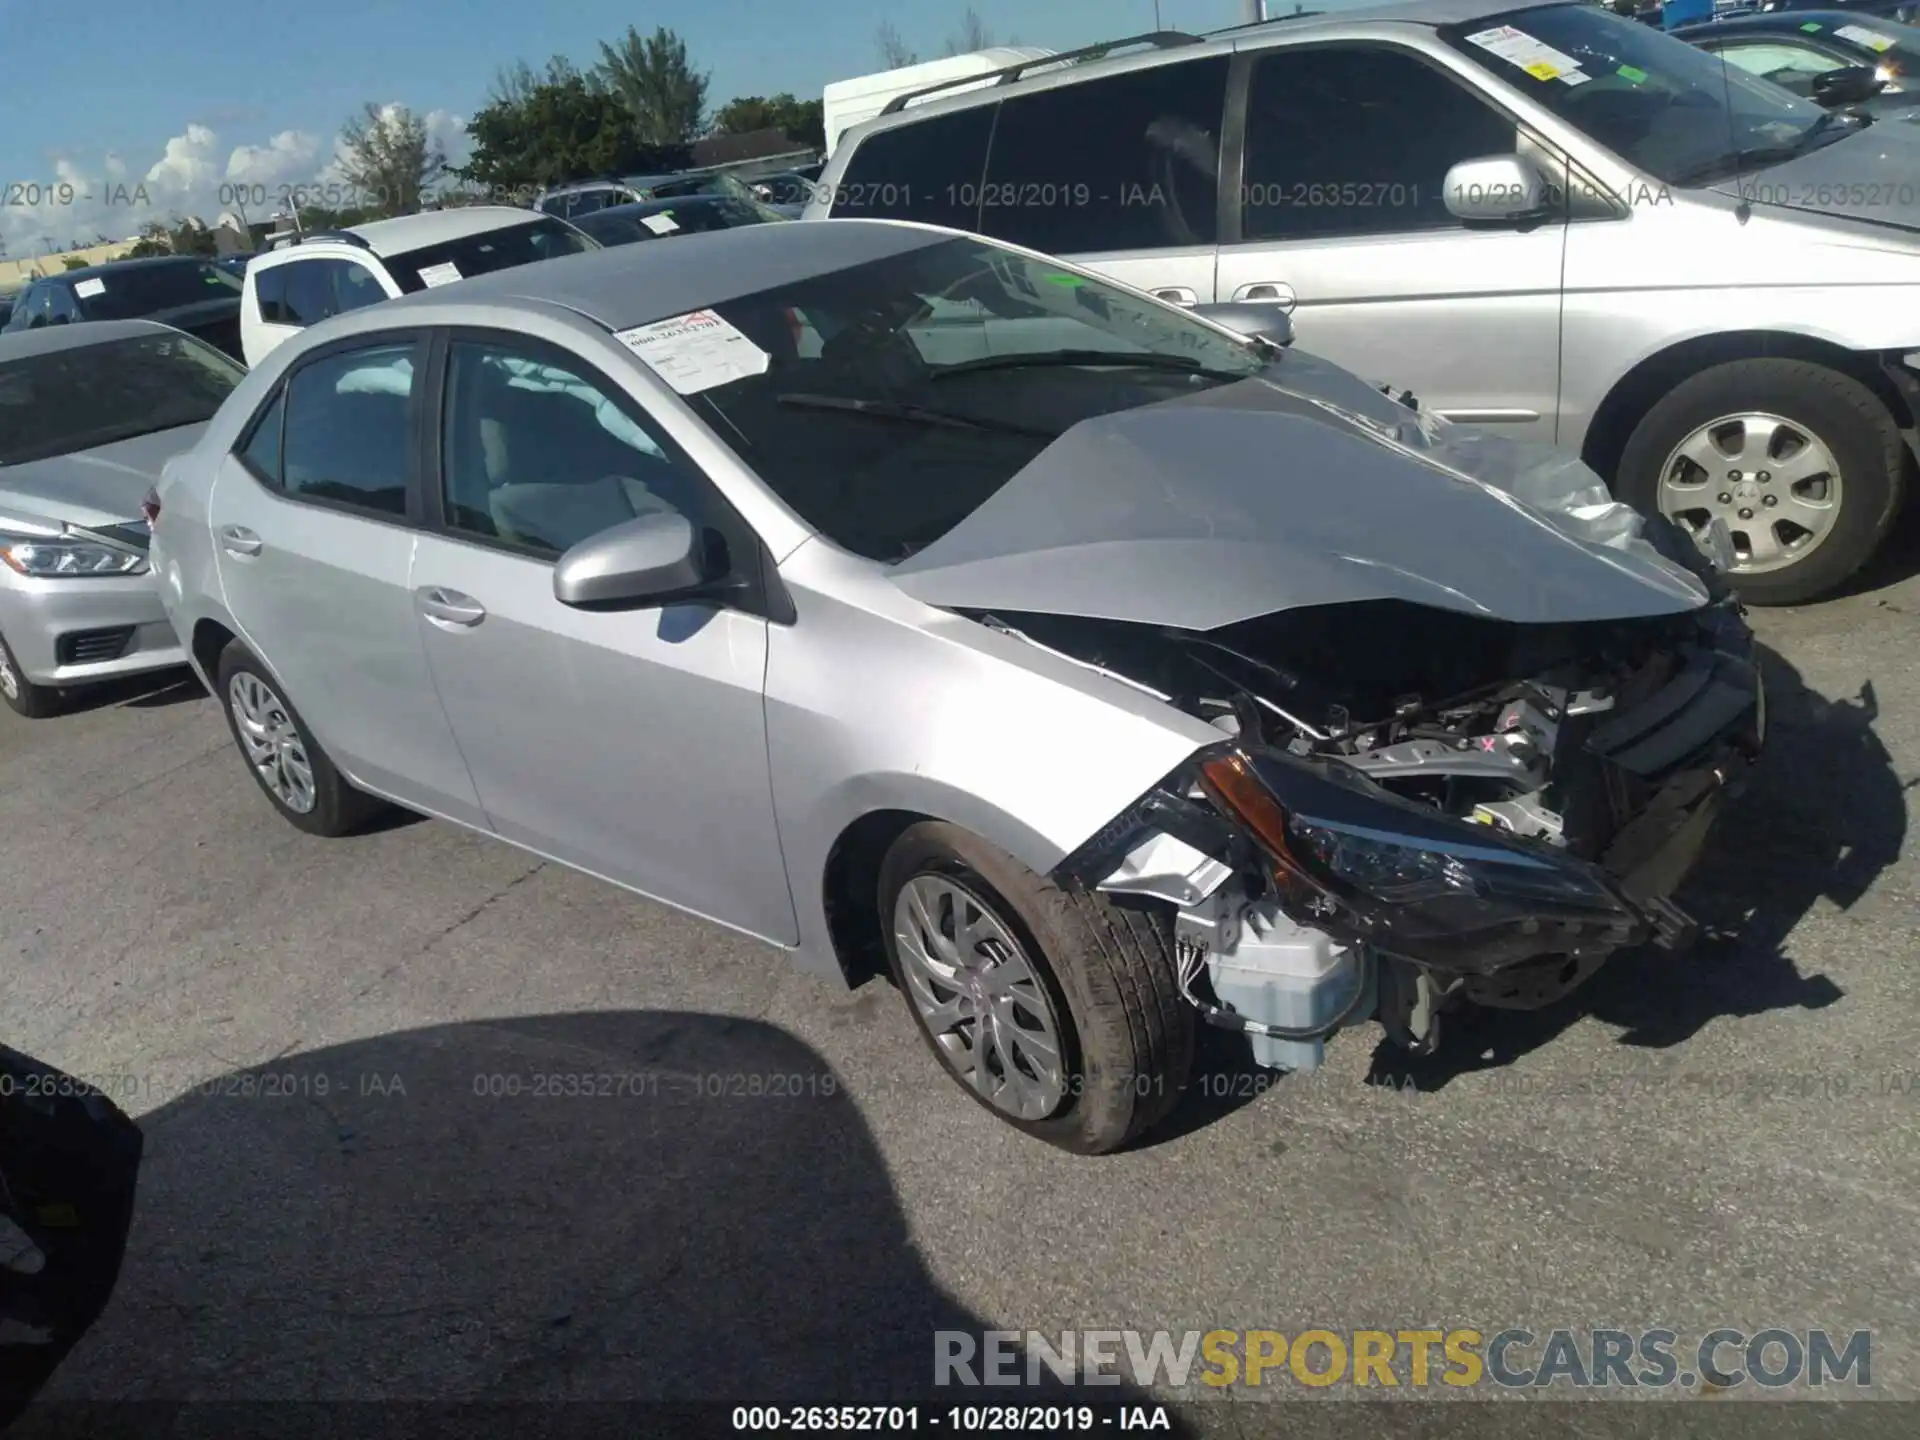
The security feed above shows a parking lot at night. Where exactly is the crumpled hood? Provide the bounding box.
[1710,121,1920,233]
[0,423,207,530]
[889,351,1712,630]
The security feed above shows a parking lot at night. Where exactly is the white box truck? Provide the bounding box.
[823,48,1059,158]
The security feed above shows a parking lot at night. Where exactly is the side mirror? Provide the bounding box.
[1811,65,1886,107]
[1194,302,1294,349]
[1442,153,1552,225]
[553,509,711,610]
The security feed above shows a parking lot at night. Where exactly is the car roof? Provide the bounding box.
[0,317,177,361]
[834,0,1563,140]
[1675,9,1891,32]
[592,194,743,220]
[341,206,552,257]
[376,216,947,331]
[40,254,212,285]
[545,175,678,196]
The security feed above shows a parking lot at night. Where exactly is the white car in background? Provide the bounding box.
[239,208,598,367]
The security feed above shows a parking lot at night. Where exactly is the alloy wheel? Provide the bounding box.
[227,671,317,814]
[893,874,1068,1121]
[1655,411,1842,575]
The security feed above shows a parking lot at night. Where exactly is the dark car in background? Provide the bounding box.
[1676,10,1920,112]
[0,257,244,361]
[568,193,790,247]
[0,295,13,330]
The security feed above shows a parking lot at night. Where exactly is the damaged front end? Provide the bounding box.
[1042,595,1766,1069]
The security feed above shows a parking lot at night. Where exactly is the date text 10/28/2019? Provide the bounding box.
[731,1406,1171,1431]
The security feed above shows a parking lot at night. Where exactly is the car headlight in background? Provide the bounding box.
[1197,747,1642,972]
[0,533,150,578]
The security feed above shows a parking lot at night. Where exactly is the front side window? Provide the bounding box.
[0,331,245,465]
[1439,4,1839,186]
[1242,45,1519,241]
[831,105,996,230]
[439,339,708,556]
[381,217,598,293]
[278,341,417,516]
[981,58,1230,254]
[46,287,80,323]
[333,261,389,313]
[68,260,241,320]
[674,234,1272,562]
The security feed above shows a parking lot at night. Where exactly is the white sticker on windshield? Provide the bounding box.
[417,262,463,288]
[1836,23,1897,51]
[1464,25,1590,84]
[640,212,680,234]
[613,309,769,394]
[73,277,106,298]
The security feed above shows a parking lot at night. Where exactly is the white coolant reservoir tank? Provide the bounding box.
[1202,902,1368,1072]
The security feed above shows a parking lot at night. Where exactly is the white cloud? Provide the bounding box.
[0,106,471,261]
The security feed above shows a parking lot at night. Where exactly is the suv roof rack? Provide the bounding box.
[878,31,1205,115]
[295,229,373,250]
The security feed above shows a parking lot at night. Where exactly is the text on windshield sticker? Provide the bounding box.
[1464,25,1592,85]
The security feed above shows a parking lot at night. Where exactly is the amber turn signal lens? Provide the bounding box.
[1198,752,1297,867]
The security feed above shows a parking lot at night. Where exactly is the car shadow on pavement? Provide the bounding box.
[1365,640,1902,1093]
[10,1012,1186,1434]
[51,667,206,716]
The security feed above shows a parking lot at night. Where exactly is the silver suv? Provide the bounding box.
[808,0,1920,604]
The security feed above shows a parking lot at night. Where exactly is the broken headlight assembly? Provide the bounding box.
[1196,747,1645,974]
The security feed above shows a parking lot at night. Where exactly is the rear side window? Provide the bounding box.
[831,105,994,231]
[278,341,418,517]
[980,58,1230,254]
[256,260,341,327]
[237,389,286,482]
[254,265,289,325]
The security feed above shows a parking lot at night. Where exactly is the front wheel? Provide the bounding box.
[1615,358,1907,606]
[878,822,1194,1155]
[0,631,61,720]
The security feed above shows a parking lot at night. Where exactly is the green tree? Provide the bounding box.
[710,93,825,150]
[455,73,666,193]
[594,26,709,148]
[61,255,90,270]
[336,103,447,216]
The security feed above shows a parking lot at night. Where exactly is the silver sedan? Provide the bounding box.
[149,220,1763,1152]
[0,320,243,718]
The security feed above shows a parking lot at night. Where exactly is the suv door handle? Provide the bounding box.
[1151,287,1198,306]
[416,586,487,628]
[1232,282,1297,310]
[219,525,263,557]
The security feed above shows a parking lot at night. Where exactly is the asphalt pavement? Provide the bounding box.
[2,531,1917,1428]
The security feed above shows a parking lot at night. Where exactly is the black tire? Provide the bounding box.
[877,822,1194,1155]
[0,630,61,720]
[1615,358,1907,607]
[213,640,384,837]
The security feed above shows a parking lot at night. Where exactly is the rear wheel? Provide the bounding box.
[878,822,1193,1155]
[1615,358,1906,606]
[0,631,61,720]
[214,641,384,837]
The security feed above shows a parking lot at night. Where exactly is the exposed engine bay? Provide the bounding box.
[1027,591,1766,1067]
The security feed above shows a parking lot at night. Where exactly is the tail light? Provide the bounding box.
[140,487,161,526]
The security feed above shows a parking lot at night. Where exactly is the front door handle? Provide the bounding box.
[219,525,263,557]
[416,586,487,628]
[1151,286,1198,306]
[1232,281,1297,311]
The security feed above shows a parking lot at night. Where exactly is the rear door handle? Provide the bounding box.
[219,525,263,557]
[1232,282,1297,310]
[1151,287,1198,306]
[416,586,487,628]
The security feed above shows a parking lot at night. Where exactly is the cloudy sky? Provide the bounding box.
[0,0,1263,258]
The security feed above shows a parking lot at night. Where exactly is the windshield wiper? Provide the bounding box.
[927,349,1253,382]
[774,392,1057,437]
[1671,111,1860,187]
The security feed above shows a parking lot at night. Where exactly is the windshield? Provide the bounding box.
[72,260,242,320]
[1744,14,1920,84]
[383,216,598,293]
[677,235,1272,562]
[1440,3,1838,184]
[0,331,244,466]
